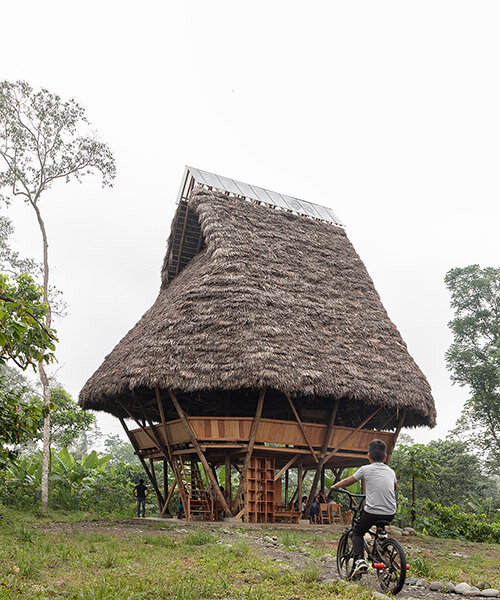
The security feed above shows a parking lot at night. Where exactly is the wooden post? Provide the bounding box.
[168,389,233,517]
[225,454,232,505]
[284,469,289,507]
[387,409,406,462]
[320,466,325,493]
[323,407,383,462]
[304,400,339,517]
[161,480,177,516]
[119,417,165,509]
[154,386,189,517]
[163,460,170,514]
[232,388,266,513]
[286,394,318,462]
[297,461,303,513]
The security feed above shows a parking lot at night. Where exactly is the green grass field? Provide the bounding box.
[0,510,498,600]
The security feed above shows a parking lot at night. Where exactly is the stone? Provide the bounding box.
[391,529,403,536]
[373,592,391,600]
[415,578,427,588]
[320,553,333,562]
[463,588,481,597]
[403,527,416,535]
[402,530,410,536]
[263,535,274,544]
[443,582,456,593]
[480,590,499,598]
[455,582,473,595]
[406,577,418,585]
[477,582,492,591]
[430,581,444,591]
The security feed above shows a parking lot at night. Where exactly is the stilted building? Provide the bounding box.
[79,167,435,522]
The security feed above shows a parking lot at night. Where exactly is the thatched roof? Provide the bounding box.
[79,185,436,428]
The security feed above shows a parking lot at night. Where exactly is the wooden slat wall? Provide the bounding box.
[130,417,394,455]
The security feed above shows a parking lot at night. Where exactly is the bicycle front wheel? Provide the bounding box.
[336,532,355,580]
[376,537,407,595]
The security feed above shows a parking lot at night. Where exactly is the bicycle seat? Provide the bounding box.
[374,520,391,526]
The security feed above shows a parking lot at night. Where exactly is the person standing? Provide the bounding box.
[133,478,150,517]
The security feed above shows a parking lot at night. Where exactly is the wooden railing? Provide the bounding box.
[129,416,394,456]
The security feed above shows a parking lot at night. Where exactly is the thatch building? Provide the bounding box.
[79,167,435,522]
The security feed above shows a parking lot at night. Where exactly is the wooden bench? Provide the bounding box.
[274,508,301,523]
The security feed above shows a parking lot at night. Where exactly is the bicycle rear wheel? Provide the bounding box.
[336,532,355,580]
[376,537,407,595]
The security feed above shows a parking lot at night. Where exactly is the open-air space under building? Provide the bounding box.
[79,167,436,523]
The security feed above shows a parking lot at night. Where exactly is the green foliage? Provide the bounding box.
[49,386,97,450]
[445,265,500,474]
[391,442,436,523]
[0,80,116,206]
[392,439,499,511]
[0,273,56,369]
[418,501,500,543]
[0,381,47,467]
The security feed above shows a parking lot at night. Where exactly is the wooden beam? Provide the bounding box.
[323,406,383,462]
[304,400,339,516]
[387,409,406,462]
[232,388,266,513]
[161,480,177,516]
[287,394,318,462]
[168,389,233,517]
[225,454,232,505]
[120,416,166,509]
[274,454,299,481]
[118,401,170,462]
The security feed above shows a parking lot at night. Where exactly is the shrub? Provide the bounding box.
[418,501,500,543]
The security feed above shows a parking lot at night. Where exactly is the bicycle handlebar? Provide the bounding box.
[331,488,366,499]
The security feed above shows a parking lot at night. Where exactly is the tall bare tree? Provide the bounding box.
[0,80,115,511]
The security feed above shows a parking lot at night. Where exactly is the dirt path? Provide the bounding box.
[39,519,493,599]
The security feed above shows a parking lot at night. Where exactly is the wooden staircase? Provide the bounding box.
[172,457,213,521]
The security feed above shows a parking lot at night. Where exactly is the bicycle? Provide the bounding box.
[334,488,407,595]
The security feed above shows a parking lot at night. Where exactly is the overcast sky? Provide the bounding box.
[3,1,499,445]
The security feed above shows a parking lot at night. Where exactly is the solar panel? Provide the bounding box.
[181,166,345,227]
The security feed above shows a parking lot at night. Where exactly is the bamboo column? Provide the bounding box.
[168,389,233,517]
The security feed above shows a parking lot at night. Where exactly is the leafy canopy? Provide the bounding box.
[0,80,115,206]
[445,265,500,473]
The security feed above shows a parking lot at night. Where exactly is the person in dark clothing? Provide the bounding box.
[133,479,150,517]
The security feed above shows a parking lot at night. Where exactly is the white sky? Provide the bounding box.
[2,1,499,445]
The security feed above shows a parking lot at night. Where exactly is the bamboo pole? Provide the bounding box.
[119,417,165,509]
[286,394,318,462]
[274,454,299,481]
[232,388,266,513]
[304,400,339,517]
[323,406,383,462]
[387,409,406,462]
[168,389,233,517]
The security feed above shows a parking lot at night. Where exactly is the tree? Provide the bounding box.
[0,80,116,511]
[49,387,97,451]
[0,273,55,467]
[391,443,436,525]
[445,265,500,474]
[393,439,498,510]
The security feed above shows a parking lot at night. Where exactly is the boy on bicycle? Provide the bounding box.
[331,439,397,578]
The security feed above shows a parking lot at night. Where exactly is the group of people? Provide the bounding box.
[131,439,397,582]
[300,489,334,523]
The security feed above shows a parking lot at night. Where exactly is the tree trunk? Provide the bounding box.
[31,199,52,514]
[411,472,416,526]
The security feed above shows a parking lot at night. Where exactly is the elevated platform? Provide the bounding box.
[129,416,395,469]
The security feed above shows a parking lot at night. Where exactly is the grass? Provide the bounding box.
[0,508,497,599]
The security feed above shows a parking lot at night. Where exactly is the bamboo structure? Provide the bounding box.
[80,167,435,522]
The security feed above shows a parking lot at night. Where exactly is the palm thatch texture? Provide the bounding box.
[80,185,435,430]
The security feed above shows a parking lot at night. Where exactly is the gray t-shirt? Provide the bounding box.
[353,462,397,515]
